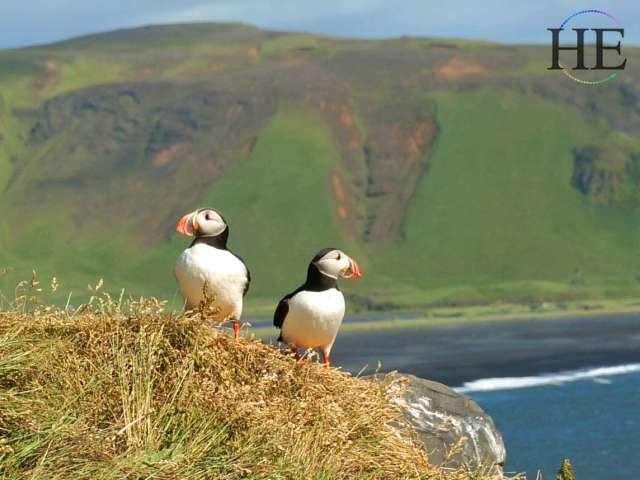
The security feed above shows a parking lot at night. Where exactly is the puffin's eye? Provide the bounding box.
[205,213,211,220]
[337,253,341,261]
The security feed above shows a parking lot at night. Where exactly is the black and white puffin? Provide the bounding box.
[273,248,361,365]
[175,208,250,339]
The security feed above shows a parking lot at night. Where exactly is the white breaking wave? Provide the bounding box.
[454,363,640,393]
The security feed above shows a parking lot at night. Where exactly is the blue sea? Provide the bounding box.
[458,365,640,479]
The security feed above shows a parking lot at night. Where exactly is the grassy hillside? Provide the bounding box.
[379,90,640,303]
[197,110,360,294]
[1,23,640,310]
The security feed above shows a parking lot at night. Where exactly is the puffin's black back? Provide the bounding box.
[273,251,340,329]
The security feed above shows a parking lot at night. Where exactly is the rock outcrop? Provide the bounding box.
[376,374,506,473]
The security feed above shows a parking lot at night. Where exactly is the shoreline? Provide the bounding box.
[248,297,640,336]
[333,312,640,386]
[248,309,640,387]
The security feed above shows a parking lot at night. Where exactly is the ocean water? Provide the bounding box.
[459,365,640,479]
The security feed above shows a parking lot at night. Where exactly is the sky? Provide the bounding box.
[0,0,638,49]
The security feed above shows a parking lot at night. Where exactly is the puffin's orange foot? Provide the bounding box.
[292,347,305,364]
[233,320,240,340]
[321,351,331,367]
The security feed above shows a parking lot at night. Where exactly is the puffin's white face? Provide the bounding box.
[314,249,362,280]
[175,208,227,237]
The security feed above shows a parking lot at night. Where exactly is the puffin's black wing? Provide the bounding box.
[273,287,303,329]
[229,250,251,296]
[243,265,251,296]
[273,297,289,329]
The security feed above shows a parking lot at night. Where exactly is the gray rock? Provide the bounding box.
[378,374,506,472]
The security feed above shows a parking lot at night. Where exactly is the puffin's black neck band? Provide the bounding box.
[304,263,337,291]
[190,228,229,249]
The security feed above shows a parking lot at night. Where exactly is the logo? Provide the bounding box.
[548,9,626,85]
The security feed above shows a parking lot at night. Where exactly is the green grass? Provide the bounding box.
[260,33,322,56]
[38,23,260,53]
[0,108,353,304]
[376,89,640,302]
[44,57,126,98]
[119,107,354,304]
[0,52,45,82]
[0,72,37,193]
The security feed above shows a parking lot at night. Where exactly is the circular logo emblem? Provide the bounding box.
[555,9,623,85]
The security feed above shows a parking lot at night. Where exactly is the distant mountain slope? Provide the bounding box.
[1,23,639,309]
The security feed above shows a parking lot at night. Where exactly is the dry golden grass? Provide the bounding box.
[0,277,508,479]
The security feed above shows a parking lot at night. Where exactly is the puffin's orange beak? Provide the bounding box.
[345,257,362,279]
[175,211,197,236]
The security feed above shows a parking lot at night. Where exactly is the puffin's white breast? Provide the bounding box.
[175,243,247,318]
[281,288,345,349]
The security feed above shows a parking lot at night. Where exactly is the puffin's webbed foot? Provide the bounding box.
[290,346,306,364]
[232,320,240,340]
[321,348,331,367]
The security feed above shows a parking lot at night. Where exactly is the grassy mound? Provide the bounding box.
[0,289,503,479]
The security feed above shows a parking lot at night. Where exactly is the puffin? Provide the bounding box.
[175,207,250,339]
[273,248,362,365]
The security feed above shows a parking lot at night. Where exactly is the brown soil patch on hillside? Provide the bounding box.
[32,57,60,94]
[332,173,346,201]
[362,113,438,242]
[240,137,257,155]
[407,122,433,160]
[152,143,187,168]
[332,173,349,219]
[436,57,488,80]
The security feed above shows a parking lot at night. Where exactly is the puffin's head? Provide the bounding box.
[175,208,227,238]
[311,248,362,280]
